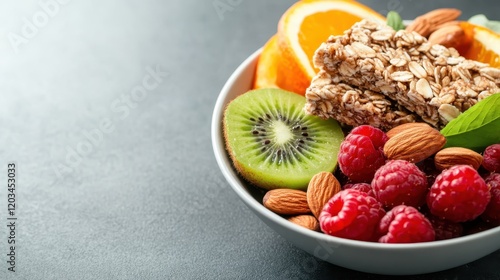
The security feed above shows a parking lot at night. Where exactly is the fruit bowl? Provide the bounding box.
[211,49,500,275]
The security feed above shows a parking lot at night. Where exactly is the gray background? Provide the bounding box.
[0,0,499,279]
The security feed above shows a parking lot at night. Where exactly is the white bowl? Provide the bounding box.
[211,49,500,275]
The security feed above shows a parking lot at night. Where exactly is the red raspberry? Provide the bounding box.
[371,160,428,209]
[338,134,386,183]
[427,165,491,223]
[482,144,500,172]
[481,173,500,226]
[343,183,375,197]
[319,189,385,241]
[427,215,463,240]
[378,205,435,243]
[350,125,388,151]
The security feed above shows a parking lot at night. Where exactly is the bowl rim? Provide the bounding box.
[211,48,500,250]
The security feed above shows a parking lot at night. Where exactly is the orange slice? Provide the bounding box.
[276,0,385,95]
[460,22,500,68]
[253,35,280,89]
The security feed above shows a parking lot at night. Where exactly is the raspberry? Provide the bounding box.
[427,215,463,240]
[371,160,428,209]
[378,205,435,243]
[482,144,500,172]
[338,134,386,183]
[343,183,375,197]
[319,189,385,241]
[350,125,388,150]
[481,173,500,226]
[427,165,491,223]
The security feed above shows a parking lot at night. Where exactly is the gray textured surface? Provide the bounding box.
[0,0,498,279]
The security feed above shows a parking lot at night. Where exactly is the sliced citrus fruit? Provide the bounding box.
[460,22,500,68]
[253,35,280,89]
[276,0,385,95]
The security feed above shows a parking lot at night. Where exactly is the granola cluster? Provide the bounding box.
[305,19,500,130]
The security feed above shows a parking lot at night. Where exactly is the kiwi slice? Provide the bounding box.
[223,88,344,190]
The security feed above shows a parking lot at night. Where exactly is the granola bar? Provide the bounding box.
[305,19,500,128]
[305,71,417,131]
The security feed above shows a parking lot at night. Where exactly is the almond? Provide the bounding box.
[434,147,483,170]
[306,172,341,219]
[288,215,320,231]
[405,17,432,37]
[263,189,310,215]
[383,122,446,163]
[386,122,431,138]
[406,8,461,37]
[433,20,461,29]
[428,24,465,48]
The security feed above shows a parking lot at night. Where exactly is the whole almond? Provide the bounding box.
[288,215,320,231]
[386,122,431,138]
[434,147,483,170]
[428,24,465,48]
[406,8,461,37]
[424,8,462,25]
[263,189,310,215]
[433,20,461,29]
[383,123,446,163]
[306,172,341,219]
[405,17,431,37]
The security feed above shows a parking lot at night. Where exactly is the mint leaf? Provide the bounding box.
[468,14,500,33]
[441,94,500,152]
[386,11,405,31]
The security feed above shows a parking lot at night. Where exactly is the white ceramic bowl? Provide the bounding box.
[211,49,500,275]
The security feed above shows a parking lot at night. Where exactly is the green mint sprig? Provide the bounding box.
[468,14,500,33]
[386,11,405,31]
